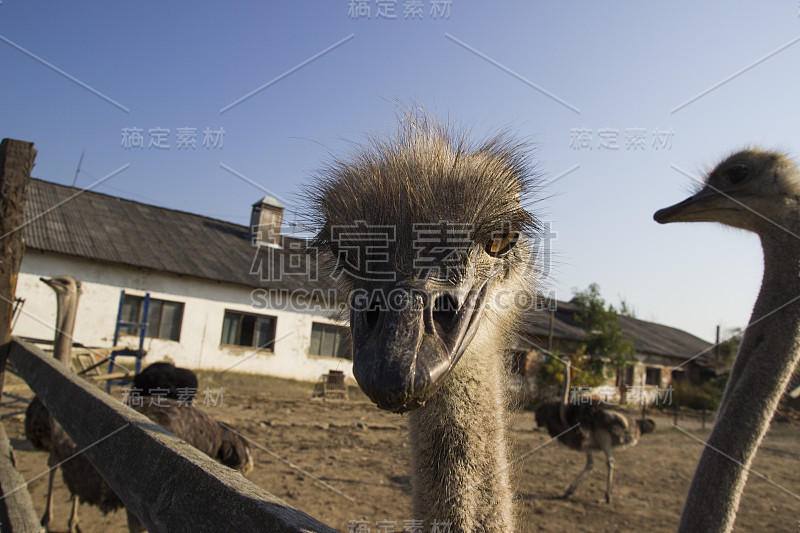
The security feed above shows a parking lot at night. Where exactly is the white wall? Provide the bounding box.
[14,250,353,382]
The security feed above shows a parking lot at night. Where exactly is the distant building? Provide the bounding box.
[14,178,350,382]
[513,299,716,405]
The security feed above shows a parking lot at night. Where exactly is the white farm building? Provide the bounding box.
[14,178,351,382]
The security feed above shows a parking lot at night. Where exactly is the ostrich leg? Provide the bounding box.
[605,454,615,504]
[562,452,593,499]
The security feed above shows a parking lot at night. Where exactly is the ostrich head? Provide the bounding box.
[40,275,81,292]
[309,112,540,413]
[40,275,81,315]
[654,149,800,231]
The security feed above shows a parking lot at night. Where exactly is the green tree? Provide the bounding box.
[539,348,605,391]
[533,348,606,406]
[571,283,637,393]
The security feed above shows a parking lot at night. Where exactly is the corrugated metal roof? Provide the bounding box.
[522,299,713,361]
[22,178,311,293]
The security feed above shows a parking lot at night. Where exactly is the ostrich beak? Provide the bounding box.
[40,277,57,289]
[654,187,725,224]
[350,276,497,413]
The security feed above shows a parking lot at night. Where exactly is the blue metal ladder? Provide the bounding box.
[105,290,149,392]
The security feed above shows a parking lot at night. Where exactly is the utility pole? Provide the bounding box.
[72,149,85,187]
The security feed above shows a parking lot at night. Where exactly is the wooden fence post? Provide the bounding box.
[0,139,36,399]
[0,139,40,533]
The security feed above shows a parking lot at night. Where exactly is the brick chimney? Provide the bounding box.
[250,195,284,247]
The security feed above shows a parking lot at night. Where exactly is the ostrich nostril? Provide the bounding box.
[432,293,459,337]
[362,295,385,332]
[364,306,381,331]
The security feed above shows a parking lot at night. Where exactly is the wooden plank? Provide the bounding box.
[87,371,129,382]
[0,421,44,533]
[7,338,338,533]
[0,139,36,400]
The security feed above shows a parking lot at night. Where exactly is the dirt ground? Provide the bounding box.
[1,370,798,533]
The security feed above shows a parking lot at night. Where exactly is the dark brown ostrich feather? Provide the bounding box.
[133,398,253,475]
[48,417,126,514]
[25,390,254,526]
[24,396,51,452]
[132,362,199,402]
[216,422,254,475]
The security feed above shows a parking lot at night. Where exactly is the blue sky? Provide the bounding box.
[3,1,800,342]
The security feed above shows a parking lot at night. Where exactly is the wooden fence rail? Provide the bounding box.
[0,419,42,533]
[5,337,338,533]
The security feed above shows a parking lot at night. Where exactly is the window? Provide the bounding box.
[618,366,635,387]
[645,367,662,386]
[309,323,350,359]
[120,295,183,342]
[221,310,277,350]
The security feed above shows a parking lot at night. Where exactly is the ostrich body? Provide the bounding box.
[655,149,800,532]
[28,396,253,532]
[49,416,130,529]
[27,397,126,531]
[24,392,51,452]
[534,360,652,503]
[132,399,253,475]
[132,362,199,402]
[27,276,252,532]
[310,111,539,531]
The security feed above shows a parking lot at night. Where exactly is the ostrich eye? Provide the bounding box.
[485,231,519,257]
[727,164,750,185]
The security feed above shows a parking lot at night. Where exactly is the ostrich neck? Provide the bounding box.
[559,361,570,426]
[679,233,800,533]
[407,338,513,532]
[53,293,78,367]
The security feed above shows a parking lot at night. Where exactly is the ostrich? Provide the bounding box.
[309,110,540,531]
[654,149,800,532]
[132,361,199,402]
[26,276,252,532]
[534,359,654,503]
[130,363,252,471]
[25,275,83,530]
[24,275,124,531]
[28,396,254,532]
